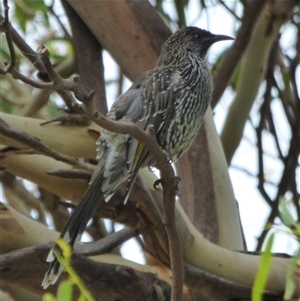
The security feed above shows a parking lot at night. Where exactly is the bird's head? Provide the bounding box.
[158,27,234,66]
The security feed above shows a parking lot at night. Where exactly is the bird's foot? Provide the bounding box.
[153,176,181,194]
[174,176,181,194]
[163,150,173,165]
[148,159,156,172]
[153,178,162,190]
[148,150,173,172]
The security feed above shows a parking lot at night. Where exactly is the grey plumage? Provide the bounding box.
[42,27,233,288]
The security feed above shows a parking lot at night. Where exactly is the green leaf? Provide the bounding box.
[0,101,13,114]
[252,233,275,301]
[13,2,28,32]
[54,239,95,301]
[57,280,74,301]
[284,249,300,300]
[42,293,57,301]
[13,0,49,33]
[279,198,296,228]
[56,238,72,260]
[284,275,296,300]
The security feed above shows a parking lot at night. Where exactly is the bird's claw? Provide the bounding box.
[148,159,156,172]
[163,150,173,165]
[153,179,162,190]
[148,151,173,172]
[153,176,181,193]
[174,176,181,195]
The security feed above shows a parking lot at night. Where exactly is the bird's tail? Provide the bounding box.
[41,173,105,289]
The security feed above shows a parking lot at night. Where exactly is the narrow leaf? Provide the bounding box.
[57,281,74,301]
[252,233,275,301]
[279,198,296,228]
[284,249,300,300]
[42,293,57,301]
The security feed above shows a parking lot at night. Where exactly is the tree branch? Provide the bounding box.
[220,0,297,164]
[0,0,16,74]
[61,0,107,114]
[0,244,291,300]
[76,228,138,256]
[211,0,267,107]
[0,118,94,172]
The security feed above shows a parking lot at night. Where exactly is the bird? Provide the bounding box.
[42,26,233,288]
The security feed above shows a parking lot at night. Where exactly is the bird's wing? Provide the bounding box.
[91,73,149,200]
[111,67,181,127]
[108,67,182,202]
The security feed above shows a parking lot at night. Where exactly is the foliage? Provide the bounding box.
[42,239,95,301]
[252,233,274,301]
[279,199,300,300]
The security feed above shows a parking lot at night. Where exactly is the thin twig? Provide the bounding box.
[46,2,72,41]
[256,121,273,208]
[266,100,284,161]
[61,0,107,113]
[219,0,241,21]
[0,0,16,74]
[76,228,138,256]
[47,169,92,180]
[291,178,300,222]
[230,165,276,187]
[212,0,267,107]
[10,68,54,89]
[256,40,281,210]
[0,6,50,78]
[256,61,300,250]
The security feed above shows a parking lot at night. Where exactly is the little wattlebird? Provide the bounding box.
[42,26,233,288]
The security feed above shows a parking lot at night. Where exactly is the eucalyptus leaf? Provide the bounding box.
[252,233,275,301]
[284,250,300,300]
[279,198,296,228]
[42,293,57,301]
[57,280,74,301]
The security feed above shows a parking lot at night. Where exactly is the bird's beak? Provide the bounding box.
[210,34,234,44]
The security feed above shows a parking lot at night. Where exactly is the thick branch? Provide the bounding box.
[66,0,171,80]
[61,0,107,114]
[0,245,290,300]
[220,0,298,164]
[211,0,267,107]
[0,113,98,159]
[0,118,94,172]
